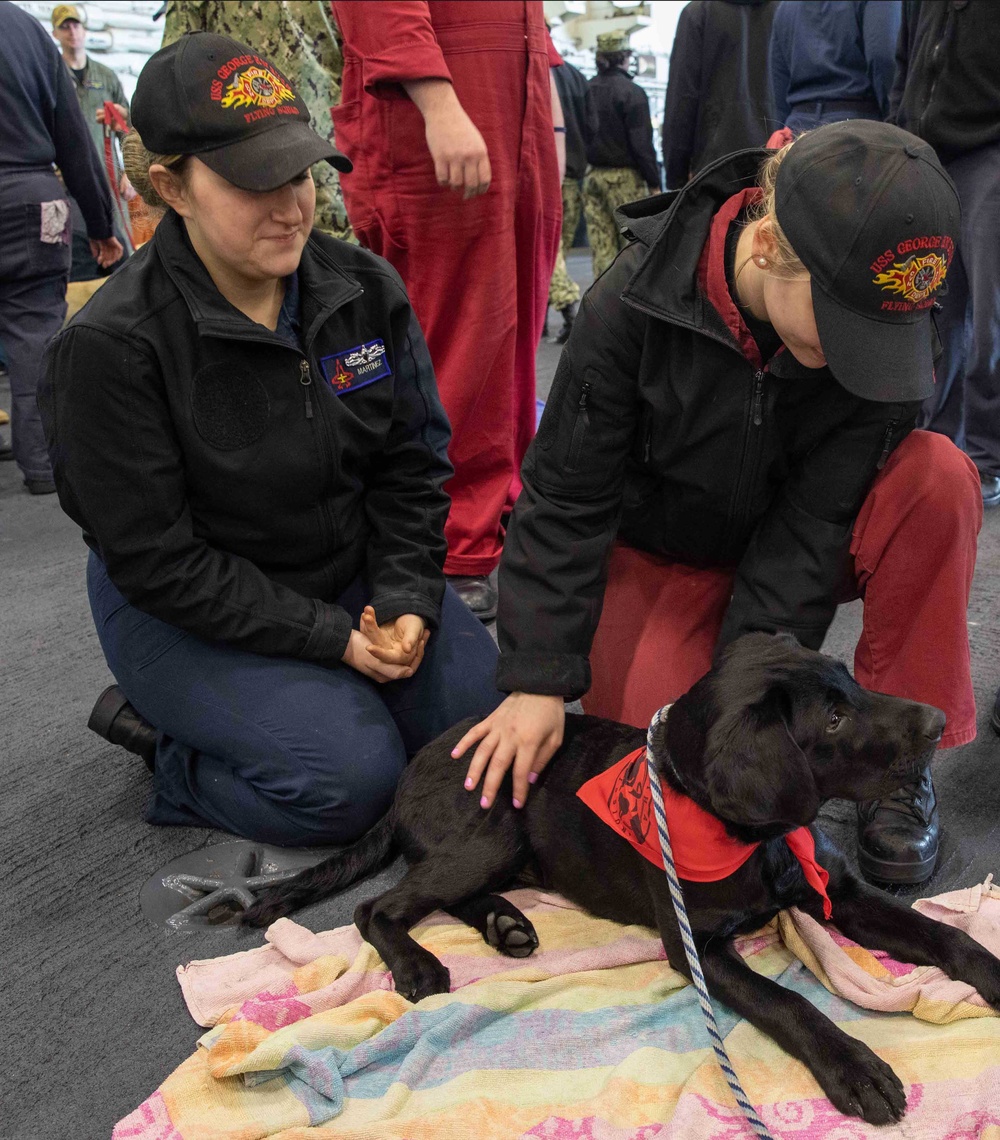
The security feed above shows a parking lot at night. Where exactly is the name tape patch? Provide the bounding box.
[320,338,391,395]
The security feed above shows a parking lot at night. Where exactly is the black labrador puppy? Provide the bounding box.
[245,633,1000,1125]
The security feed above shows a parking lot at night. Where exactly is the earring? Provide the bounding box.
[756,256,768,268]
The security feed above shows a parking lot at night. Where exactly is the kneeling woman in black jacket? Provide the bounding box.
[458,120,982,888]
[40,34,502,845]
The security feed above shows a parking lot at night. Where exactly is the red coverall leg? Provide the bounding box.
[583,431,982,751]
[332,3,561,576]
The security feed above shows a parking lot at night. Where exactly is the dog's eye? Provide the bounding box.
[826,711,843,732]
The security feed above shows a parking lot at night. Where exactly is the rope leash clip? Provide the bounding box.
[646,704,776,1140]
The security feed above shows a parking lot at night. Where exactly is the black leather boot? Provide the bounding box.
[554,301,578,345]
[87,685,157,771]
[446,574,498,623]
[857,766,939,886]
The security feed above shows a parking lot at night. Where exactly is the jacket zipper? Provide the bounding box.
[876,419,897,470]
[751,371,764,426]
[918,9,952,138]
[729,369,767,554]
[299,359,313,419]
[568,381,591,469]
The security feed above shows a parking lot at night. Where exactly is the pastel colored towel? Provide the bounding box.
[115,882,1000,1139]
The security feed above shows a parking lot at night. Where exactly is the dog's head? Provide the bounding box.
[663,632,945,841]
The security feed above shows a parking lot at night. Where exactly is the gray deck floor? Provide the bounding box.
[3,250,999,1138]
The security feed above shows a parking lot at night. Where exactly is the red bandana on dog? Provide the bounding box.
[577,746,833,920]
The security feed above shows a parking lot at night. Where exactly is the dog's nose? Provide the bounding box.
[921,707,946,743]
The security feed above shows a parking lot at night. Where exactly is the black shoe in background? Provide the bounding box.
[857,766,939,886]
[447,574,498,623]
[0,441,12,461]
[981,474,1000,508]
[88,685,157,771]
[554,302,578,345]
[25,478,57,494]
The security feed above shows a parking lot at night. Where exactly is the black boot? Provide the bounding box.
[446,574,498,623]
[88,685,157,771]
[857,766,939,886]
[541,312,550,341]
[554,301,577,345]
[991,684,1000,737]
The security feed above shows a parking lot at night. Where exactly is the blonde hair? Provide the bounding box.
[121,129,188,213]
[743,138,808,280]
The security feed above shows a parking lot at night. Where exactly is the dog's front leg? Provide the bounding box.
[697,941,907,1124]
[809,876,1000,1010]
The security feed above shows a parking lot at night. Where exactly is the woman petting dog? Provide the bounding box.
[38,34,503,846]
[459,119,982,889]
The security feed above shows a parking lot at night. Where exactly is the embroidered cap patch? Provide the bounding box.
[320,339,391,395]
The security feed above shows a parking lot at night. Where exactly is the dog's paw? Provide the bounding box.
[392,953,451,1003]
[485,908,539,958]
[818,1040,906,1124]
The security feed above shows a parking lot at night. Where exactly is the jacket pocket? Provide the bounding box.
[566,378,592,472]
[26,202,71,275]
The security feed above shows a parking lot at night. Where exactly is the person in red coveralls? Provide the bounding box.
[331,1,562,622]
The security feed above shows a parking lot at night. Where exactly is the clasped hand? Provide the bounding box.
[341,607,429,683]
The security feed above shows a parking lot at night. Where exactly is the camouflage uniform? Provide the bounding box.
[582,166,650,279]
[547,245,579,311]
[561,176,583,253]
[547,177,582,310]
[162,1,353,240]
[584,30,658,279]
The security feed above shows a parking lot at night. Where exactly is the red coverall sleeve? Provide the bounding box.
[331,1,453,97]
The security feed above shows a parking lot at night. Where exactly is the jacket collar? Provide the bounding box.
[616,148,766,340]
[151,210,362,348]
[616,148,831,381]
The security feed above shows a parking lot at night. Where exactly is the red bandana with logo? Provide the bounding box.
[576,746,832,919]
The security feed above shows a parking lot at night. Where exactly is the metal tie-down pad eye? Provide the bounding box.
[139,840,332,931]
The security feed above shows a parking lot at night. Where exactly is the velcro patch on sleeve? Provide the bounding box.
[320,338,391,395]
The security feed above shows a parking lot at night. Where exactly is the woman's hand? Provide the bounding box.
[341,617,427,684]
[453,693,565,810]
[360,607,429,669]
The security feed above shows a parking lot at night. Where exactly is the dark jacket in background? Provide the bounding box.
[496,151,917,698]
[585,66,660,190]
[770,1,901,128]
[553,59,590,180]
[0,1,113,239]
[661,0,777,190]
[39,212,453,665]
[890,0,1000,163]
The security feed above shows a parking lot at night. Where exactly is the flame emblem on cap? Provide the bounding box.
[220,66,294,111]
[873,253,948,305]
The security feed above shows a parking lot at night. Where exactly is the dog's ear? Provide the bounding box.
[704,686,820,828]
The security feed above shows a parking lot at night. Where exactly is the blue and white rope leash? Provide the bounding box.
[646,704,775,1140]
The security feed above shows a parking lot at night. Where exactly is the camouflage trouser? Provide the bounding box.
[582,166,651,279]
[561,177,583,253]
[548,246,580,310]
[548,180,585,310]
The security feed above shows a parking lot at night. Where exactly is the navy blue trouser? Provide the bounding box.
[0,170,70,484]
[87,552,504,846]
[919,139,1000,479]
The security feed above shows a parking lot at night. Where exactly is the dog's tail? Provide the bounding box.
[241,812,396,929]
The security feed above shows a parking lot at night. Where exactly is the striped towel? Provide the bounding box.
[114,883,1000,1139]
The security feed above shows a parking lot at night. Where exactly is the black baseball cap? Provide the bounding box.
[774,120,960,403]
[131,32,352,192]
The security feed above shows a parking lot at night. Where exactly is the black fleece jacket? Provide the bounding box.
[890,0,1000,163]
[496,150,920,699]
[39,212,452,665]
